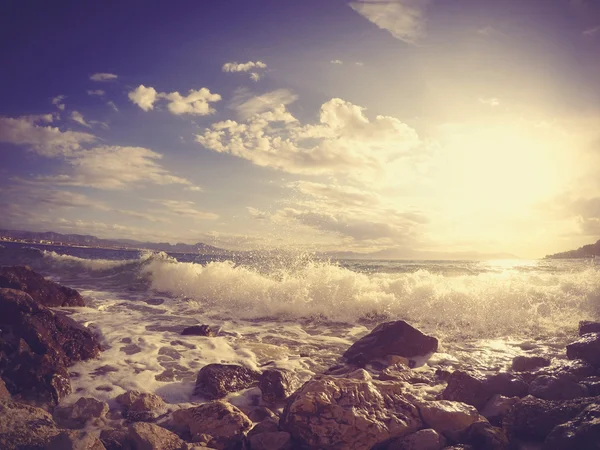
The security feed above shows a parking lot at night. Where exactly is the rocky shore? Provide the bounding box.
[2,265,600,449]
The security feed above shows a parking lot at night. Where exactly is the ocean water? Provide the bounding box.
[2,241,599,409]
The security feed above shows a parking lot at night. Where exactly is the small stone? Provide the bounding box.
[418,400,484,440]
[511,355,551,372]
[194,364,260,399]
[54,396,109,429]
[259,369,300,404]
[100,428,135,450]
[181,325,215,336]
[484,373,528,398]
[115,390,166,422]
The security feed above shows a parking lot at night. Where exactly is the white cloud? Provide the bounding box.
[35,146,193,190]
[128,85,221,116]
[197,97,422,180]
[52,95,66,111]
[185,186,203,192]
[0,115,95,157]
[128,85,158,111]
[349,0,431,44]
[232,88,298,119]
[162,88,221,116]
[249,73,262,82]
[71,111,91,128]
[151,199,219,220]
[330,59,343,64]
[583,25,600,37]
[90,73,118,82]
[355,61,365,66]
[87,90,105,96]
[107,101,119,112]
[478,97,500,107]
[222,61,267,73]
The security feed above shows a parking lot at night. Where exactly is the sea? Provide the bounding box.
[1,241,599,409]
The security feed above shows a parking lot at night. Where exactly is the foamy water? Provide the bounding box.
[1,242,598,408]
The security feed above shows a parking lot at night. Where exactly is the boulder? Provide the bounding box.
[418,400,483,440]
[181,325,215,336]
[115,390,166,422]
[194,363,261,399]
[280,375,423,450]
[528,375,587,401]
[248,431,292,450]
[46,430,107,450]
[460,421,508,450]
[442,371,490,410]
[502,395,597,442]
[0,288,100,405]
[512,355,551,372]
[128,422,188,450]
[343,321,438,366]
[54,396,109,429]
[544,403,600,449]
[259,369,300,404]
[579,320,600,336]
[484,373,529,398]
[171,400,252,448]
[383,429,446,450]
[0,266,84,307]
[100,428,135,450]
[566,333,600,367]
[480,395,519,426]
[0,400,60,450]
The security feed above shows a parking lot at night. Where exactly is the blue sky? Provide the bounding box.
[1,0,599,258]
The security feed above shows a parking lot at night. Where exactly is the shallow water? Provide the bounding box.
[1,241,598,408]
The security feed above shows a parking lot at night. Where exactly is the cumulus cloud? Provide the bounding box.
[90,73,118,82]
[231,88,298,119]
[128,85,221,116]
[151,199,219,220]
[52,95,66,110]
[71,111,91,128]
[349,0,431,44]
[222,61,267,81]
[0,115,95,157]
[87,90,105,96]
[197,97,422,179]
[128,85,158,111]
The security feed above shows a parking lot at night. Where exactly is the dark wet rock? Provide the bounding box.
[171,400,252,449]
[248,431,292,450]
[0,265,85,307]
[120,344,142,355]
[100,428,135,450]
[522,359,597,385]
[181,325,215,336]
[194,363,261,399]
[46,430,107,450]
[442,371,490,410]
[0,400,60,450]
[259,369,300,404]
[116,390,167,422]
[381,429,446,450]
[54,396,109,429]
[544,403,600,450]
[128,422,188,450]
[343,320,438,366]
[0,378,10,400]
[580,376,600,396]
[512,355,551,372]
[566,332,600,367]
[0,288,100,405]
[280,374,423,450]
[502,395,597,442]
[579,320,600,336]
[247,406,279,423]
[480,395,519,426]
[248,418,280,437]
[418,400,483,441]
[484,373,529,398]
[528,374,587,401]
[460,421,508,450]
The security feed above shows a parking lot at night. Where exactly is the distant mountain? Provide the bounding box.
[0,229,229,255]
[545,239,600,259]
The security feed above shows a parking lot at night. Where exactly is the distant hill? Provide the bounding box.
[0,229,229,255]
[545,239,600,259]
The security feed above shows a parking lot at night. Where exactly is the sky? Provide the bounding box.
[1,0,599,259]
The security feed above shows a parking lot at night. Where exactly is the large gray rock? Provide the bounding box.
[54,396,109,429]
[544,403,600,449]
[194,363,260,399]
[0,266,85,307]
[417,400,483,440]
[115,390,166,422]
[528,374,587,401]
[280,374,423,450]
[343,321,438,366]
[259,369,300,404]
[0,400,60,450]
[566,333,600,367]
[0,288,100,405]
[503,395,597,442]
